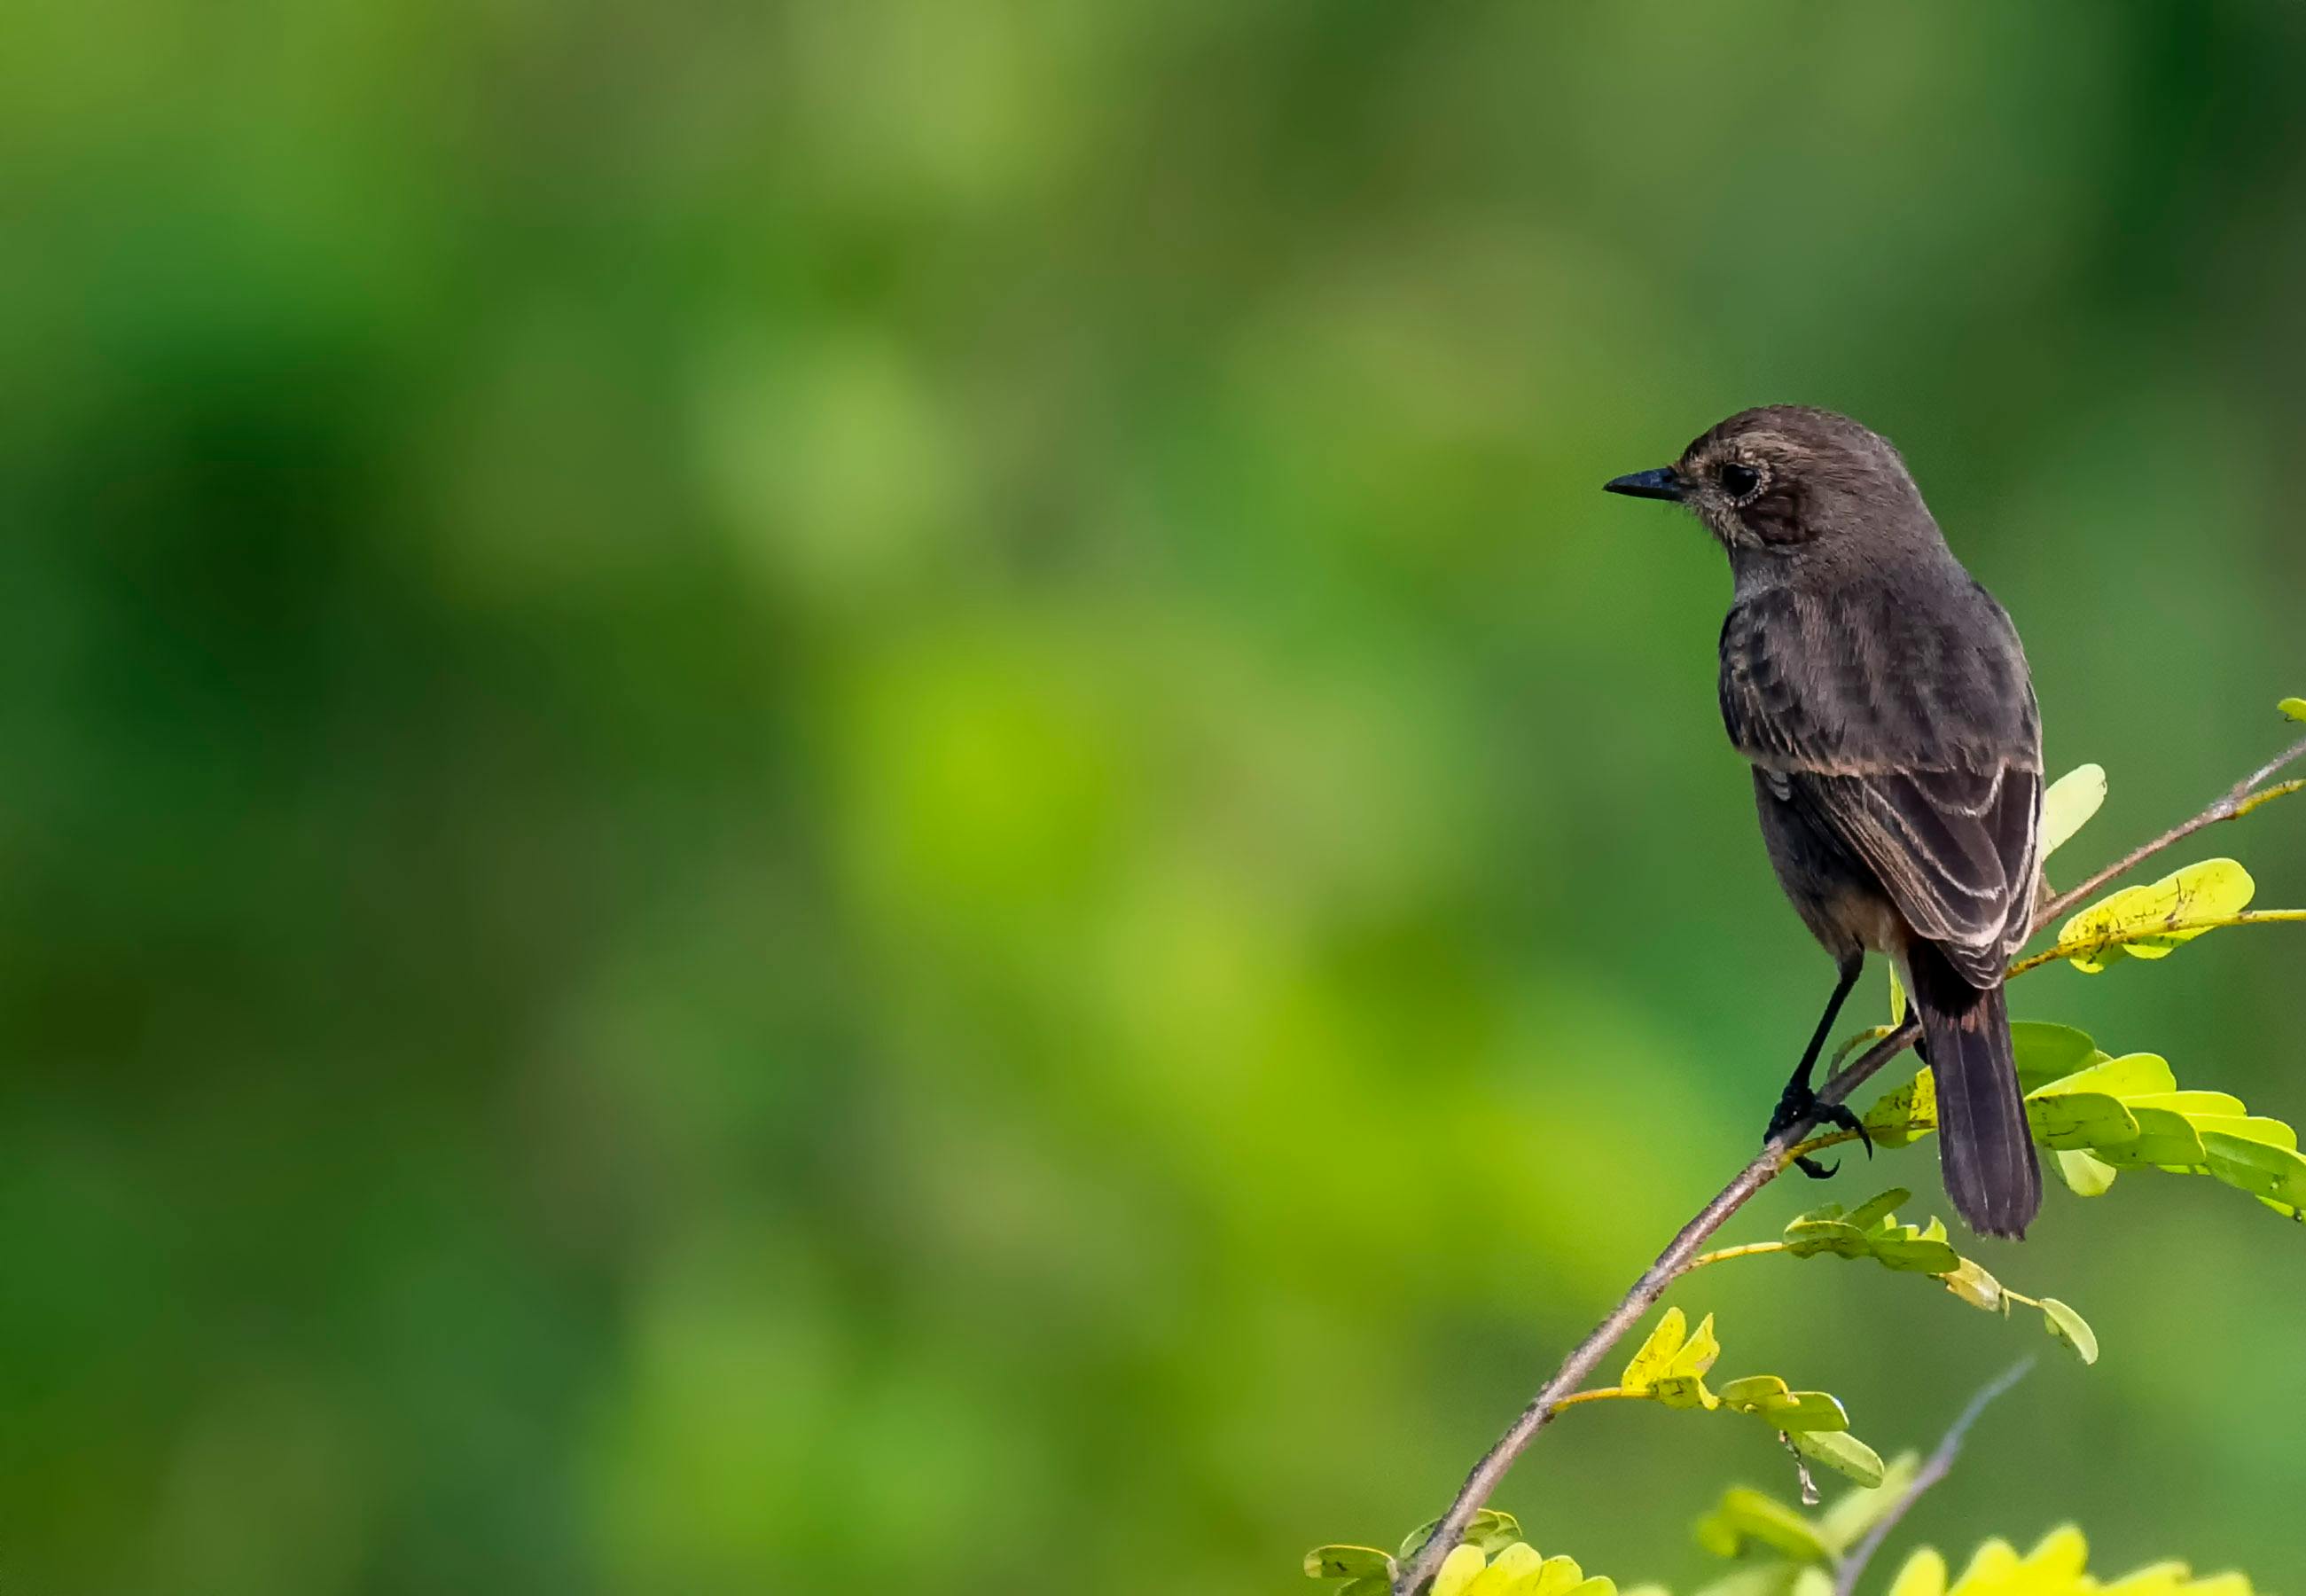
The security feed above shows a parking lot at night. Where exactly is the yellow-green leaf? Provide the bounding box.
[2031,1051,2176,1100]
[2041,1298,2099,1365]
[1621,1308,1685,1393]
[1651,1373,1718,1411]
[1762,1391,1851,1433]
[1716,1374,1792,1409]
[2187,1115,2298,1150]
[2058,858,2255,972]
[1523,1555,1589,1596]
[2281,696,2306,724]
[2091,1106,2205,1168]
[1864,1068,1937,1147]
[2041,763,2107,857]
[1955,1538,2021,1584]
[1666,1313,1721,1381]
[1885,1547,1949,1596]
[2024,1090,2140,1151]
[2053,1148,2120,1197]
[1940,1257,2005,1312]
[1888,964,1907,1028]
[1433,1545,1489,1596]
[1467,1543,1544,1596]
[2019,1525,2089,1577]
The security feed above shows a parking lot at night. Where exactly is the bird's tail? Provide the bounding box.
[1907,944,2041,1240]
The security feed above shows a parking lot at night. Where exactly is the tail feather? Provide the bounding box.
[1908,947,2041,1240]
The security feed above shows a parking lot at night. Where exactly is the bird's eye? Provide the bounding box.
[1718,462,1761,500]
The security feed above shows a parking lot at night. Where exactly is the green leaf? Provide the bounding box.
[2200,1132,2306,1209]
[2040,763,2107,857]
[2187,1115,2298,1150]
[2024,1090,2141,1151]
[1337,1578,1390,1596]
[2280,696,2306,724]
[2091,1106,2205,1168]
[1790,1428,1886,1488]
[1693,1485,1833,1562]
[2031,1051,2176,1099]
[1309,1546,1395,1580]
[1762,1391,1852,1433]
[1621,1309,1685,1393]
[2040,1298,2099,1365]
[1782,1219,1873,1259]
[1716,1374,1792,1409]
[1887,965,1906,1028]
[2053,1148,2120,1197]
[1842,1188,1910,1231]
[2125,1090,2247,1119]
[2058,858,2256,972]
[2011,1023,2100,1091]
[1870,1233,1964,1273]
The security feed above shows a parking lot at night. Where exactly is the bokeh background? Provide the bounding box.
[5,2,2305,1591]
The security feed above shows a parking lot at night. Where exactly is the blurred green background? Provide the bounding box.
[4,2,2304,1591]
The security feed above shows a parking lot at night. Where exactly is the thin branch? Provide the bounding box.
[2036,732,2306,927]
[1389,726,2305,1596]
[1831,1357,2036,1596]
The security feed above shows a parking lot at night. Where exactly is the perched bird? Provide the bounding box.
[1605,406,2044,1239]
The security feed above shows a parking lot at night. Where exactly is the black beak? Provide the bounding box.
[1603,466,1682,502]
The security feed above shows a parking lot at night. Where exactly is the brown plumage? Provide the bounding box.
[1606,406,2044,1239]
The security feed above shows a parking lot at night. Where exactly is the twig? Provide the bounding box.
[1831,1357,2036,1596]
[2036,733,2306,927]
[1388,727,2305,1596]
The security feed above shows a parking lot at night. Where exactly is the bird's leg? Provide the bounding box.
[1765,954,1872,1177]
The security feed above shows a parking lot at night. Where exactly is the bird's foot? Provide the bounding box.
[1764,1082,1874,1180]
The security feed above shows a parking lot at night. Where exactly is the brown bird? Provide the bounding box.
[1606,406,2044,1239]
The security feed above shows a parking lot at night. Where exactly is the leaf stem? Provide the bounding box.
[1685,1241,1793,1271]
[2005,909,2306,979]
[1550,1387,1645,1410]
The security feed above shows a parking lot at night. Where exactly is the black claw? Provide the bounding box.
[1819,1100,1874,1159]
[1763,1081,1872,1177]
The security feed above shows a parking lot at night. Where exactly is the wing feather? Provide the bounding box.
[1721,580,2043,988]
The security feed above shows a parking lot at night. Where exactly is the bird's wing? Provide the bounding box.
[1786,766,2040,986]
[1721,583,2043,987]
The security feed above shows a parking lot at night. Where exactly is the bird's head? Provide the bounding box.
[1604,405,1935,558]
